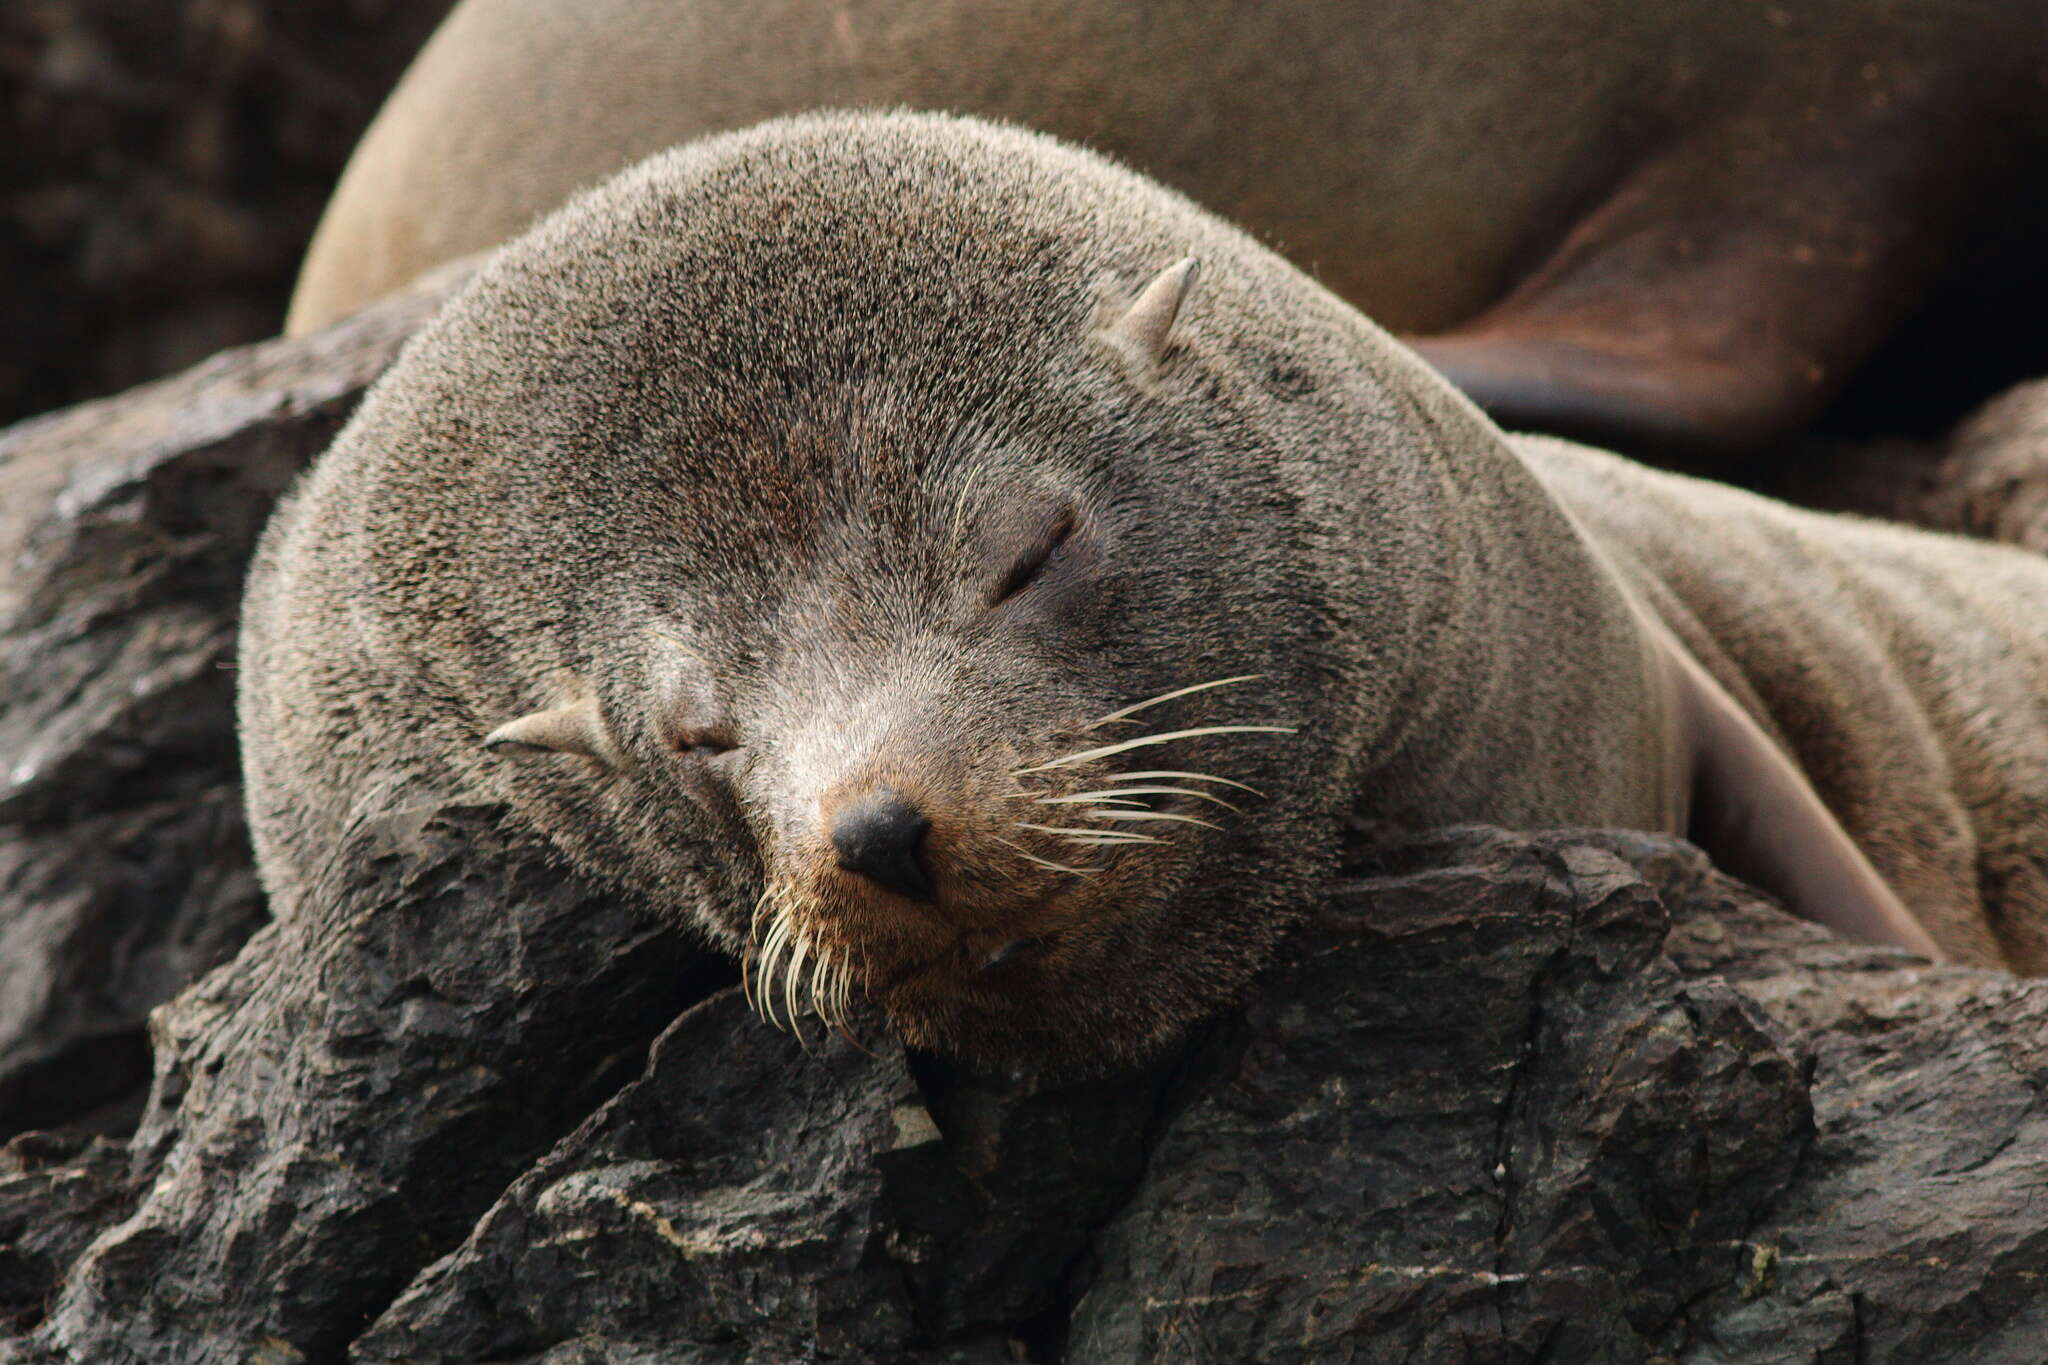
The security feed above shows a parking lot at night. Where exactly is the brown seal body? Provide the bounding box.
[243,113,2047,1072]
[285,0,2048,458]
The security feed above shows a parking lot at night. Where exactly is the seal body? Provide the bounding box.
[243,113,2042,1071]
[1526,438,2048,971]
[286,0,2048,457]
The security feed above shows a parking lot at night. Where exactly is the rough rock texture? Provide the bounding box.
[0,275,456,1140]
[29,804,722,1363]
[9,814,2048,1363]
[0,0,454,426]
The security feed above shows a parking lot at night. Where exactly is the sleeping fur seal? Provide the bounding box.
[244,112,2048,1071]
[285,0,2048,459]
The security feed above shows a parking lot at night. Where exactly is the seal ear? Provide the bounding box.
[1099,256,1200,377]
[483,696,621,767]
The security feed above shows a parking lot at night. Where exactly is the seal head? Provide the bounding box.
[241,112,1681,1069]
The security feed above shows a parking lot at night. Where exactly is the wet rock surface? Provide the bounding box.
[5,282,2048,1362]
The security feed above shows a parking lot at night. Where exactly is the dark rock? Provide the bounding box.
[1067,829,1813,1363]
[350,1005,1180,1363]
[32,803,720,1363]
[0,1131,132,1337]
[7,802,2048,1362]
[0,274,456,1142]
[0,0,456,426]
[352,995,967,1364]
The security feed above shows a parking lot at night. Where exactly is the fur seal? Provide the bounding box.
[284,0,2048,459]
[244,112,2048,1073]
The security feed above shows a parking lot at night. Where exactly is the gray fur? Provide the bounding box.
[242,113,2048,1070]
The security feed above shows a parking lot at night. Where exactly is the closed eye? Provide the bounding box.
[671,729,738,759]
[991,508,1076,606]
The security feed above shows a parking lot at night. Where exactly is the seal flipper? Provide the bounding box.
[1406,99,1977,463]
[1662,630,1943,961]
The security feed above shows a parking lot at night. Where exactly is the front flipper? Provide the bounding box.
[1658,624,1942,960]
[1407,89,1984,465]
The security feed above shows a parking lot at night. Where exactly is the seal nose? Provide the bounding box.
[831,788,934,901]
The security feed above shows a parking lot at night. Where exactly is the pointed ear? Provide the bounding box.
[1098,256,1200,378]
[483,696,621,768]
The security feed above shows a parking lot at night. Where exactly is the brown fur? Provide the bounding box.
[1528,439,2048,972]
[242,114,2044,1072]
[286,0,2048,457]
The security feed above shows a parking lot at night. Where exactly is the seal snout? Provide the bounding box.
[830,787,935,902]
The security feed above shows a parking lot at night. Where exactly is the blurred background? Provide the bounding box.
[0,0,455,428]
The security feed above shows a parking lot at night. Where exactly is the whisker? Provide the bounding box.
[1080,808,1222,830]
[1015,724,1295,774]
[784,934,811,1048]
[742,889,776,1015]
[757,914,791,1029]
[1102,770,1266,795]
[1039,785,1243,813]
[1062,833,1168,847]
[808,947,831,1036]
[831,963,872,1054]
[1031,792,1153,808]
[992,834,1100,875]
[1083,674,1264,730]
[1016,821,1162,842]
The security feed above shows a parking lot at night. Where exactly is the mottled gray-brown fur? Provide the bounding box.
[1527,439,2048,973]
[243,113,2048,1070]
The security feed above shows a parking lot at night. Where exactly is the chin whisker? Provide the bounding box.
[784,934,811,1048]
[755,913,789,1029]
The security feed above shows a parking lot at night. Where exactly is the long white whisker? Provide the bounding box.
[807,947,830,1035]
[1007,785,1155,806]
[949,462,989,548]
[1015,821,1162,842]
[1080,808,1222,830]
[742,890,775,1015]
[756,915,790,1029]
[832,960,852,1035]
[1039,785,1243,813]
[1015,725,1295,774]
[784,934,811,1048]
[991,834,1100,875]
[1084,674,1265,730]
[1102,770,1265,794]
[1030,792,1153,807]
